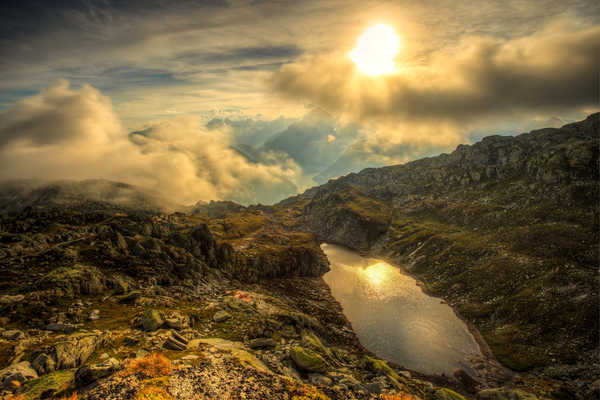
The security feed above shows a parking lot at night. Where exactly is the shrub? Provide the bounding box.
[121,353,172,378]
[380,393,422,400]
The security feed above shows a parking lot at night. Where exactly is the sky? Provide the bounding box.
[0,0,598,205]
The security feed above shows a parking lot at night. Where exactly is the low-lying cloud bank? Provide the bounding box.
[0,80,303,205]
[271,22,599,145]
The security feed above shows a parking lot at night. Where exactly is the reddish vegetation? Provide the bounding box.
[121,353,172,378]
[233,290,252,303]
[380,393,422,400]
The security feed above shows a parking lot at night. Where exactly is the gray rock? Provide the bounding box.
[0,295,25,305]
[88,309,100,321]
[46,323,76,333]
[38,264,107,297]
[75,357,120,387]
[213,310,231,323]
[165,312,188,330]
[248,338,277,349]
[0,330,25,340]
[0,361,38,389]
[289,346,327,373]
[364,381,382,395]
[163,336,187,351]
[116,290,142,304]
[477,387,538,400]
[51,334,99,369]
[308,373,332,386]
[31,353,56,375]
[163,330,188,351]
[141,309,164,331]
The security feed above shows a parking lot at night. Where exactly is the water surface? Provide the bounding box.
[321,243,481,375]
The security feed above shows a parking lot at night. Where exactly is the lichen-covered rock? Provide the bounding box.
[213,310,231,323]
[0,294,25,304]
[0,329,25,340]
[31,353,56,375]
[290,346,327,372]
[141,309,165,331]
[248,338,277,349]
[38,264,107,297]
[0,361,38,390]
[21,369,74,399]
[477,387,538,400]
[46,322,77,333]
[50,334,100,370]
[74,358,120,387]
[436,388,467,400]
[164,312,188,330]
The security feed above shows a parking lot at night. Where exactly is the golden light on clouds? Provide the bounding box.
[350,24,400,76]
[327,134,336,143]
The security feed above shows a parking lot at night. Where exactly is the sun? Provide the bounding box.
[350,23,400,76]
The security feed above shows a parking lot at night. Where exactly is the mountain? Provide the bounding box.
[0,179,182,215]
[0,114,597,400]
[273,113,599,392]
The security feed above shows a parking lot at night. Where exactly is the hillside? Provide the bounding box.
[0,114,597,400]
[273,113,599,395]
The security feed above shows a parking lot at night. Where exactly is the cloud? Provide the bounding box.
[262,109,362,174]
[0,80,304,205]
[271,22,600,143]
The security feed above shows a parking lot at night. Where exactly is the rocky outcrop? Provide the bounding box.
[74,358,120,387]
[31,334,101,374]
[0,361,38,390]
[277,113,599,398]
[303,188,392,251]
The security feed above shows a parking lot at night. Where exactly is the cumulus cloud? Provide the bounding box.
[271,22,600,145]
[0,81,304,205]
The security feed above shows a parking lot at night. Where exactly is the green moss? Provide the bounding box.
[290,347,328,373]
[435,387,467,400]
[23,369,75,399]
[364,356,406,390]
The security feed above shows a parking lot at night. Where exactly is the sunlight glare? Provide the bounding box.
[350,23,400,76]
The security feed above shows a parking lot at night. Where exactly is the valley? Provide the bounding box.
[0,114,598,400]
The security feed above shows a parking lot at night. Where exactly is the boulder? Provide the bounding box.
[290,346,327,373]
[115,290,142,304]
[308,373,332,386]
[0,330,25,340]
[31,353,56,375]
[436,388,467,400]
[46,323,77,333]
[248,338,277,349]
[0,294,25,305]
[51,334,100,370]
[163,336,186,351]
[74,358,120,387]
[141,309,165,331]
[213,310,231,323]
[477,387,538,400]
[38,264,106,297]
[89,309,100,321]
[0,361,38,390]
[164,312,188,330]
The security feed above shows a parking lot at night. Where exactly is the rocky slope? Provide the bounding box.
[0,114,597,400]
[0,200,461,400]
[273,113,599,398]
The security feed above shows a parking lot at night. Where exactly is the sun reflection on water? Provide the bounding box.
[361,262,390,286]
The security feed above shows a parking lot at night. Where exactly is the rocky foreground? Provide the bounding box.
[0,114,598,400]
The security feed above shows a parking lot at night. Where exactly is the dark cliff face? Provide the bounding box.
[280,113,599,389]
